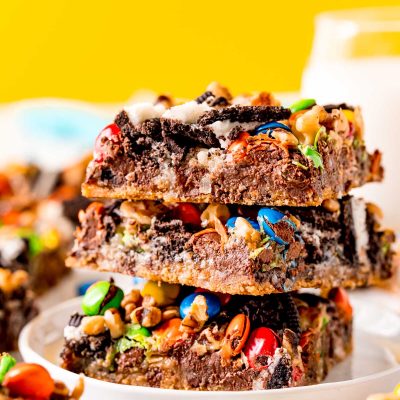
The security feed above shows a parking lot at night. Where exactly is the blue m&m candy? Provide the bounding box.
[180,293,221,320]
[257,208,296,245]
[226,216,260,231]
[255,122,291,137]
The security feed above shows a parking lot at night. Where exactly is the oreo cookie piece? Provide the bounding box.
[198,106,291,125]
[161,119,220,148]
[231,293,301,337]
[68,313,84,327]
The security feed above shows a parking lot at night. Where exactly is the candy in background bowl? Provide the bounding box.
[19,291,400,400]
[0,99,112,170]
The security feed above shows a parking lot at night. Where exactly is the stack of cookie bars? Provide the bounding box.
[61,83,396,390]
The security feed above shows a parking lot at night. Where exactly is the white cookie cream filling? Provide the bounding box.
[351,197,369,263]
[162,101,212,124]
[124,102,166,125]
[207,120,260,148]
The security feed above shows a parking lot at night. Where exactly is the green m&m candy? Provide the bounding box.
[0,353,16,384]
[289,98,316,114]
[82,280,124,316]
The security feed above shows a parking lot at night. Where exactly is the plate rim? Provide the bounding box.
[19,296,400,397]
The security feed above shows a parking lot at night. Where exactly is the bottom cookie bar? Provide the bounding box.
[61,280,352,391]
[0,269,37,352]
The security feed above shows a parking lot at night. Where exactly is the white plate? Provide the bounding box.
[20,296,400,400]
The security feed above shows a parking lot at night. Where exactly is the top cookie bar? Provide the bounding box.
[83,83,382,206]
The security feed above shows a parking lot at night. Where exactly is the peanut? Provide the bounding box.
[200,203,230,228]
[322,199,340,213]
[104,308,125,339]
[81,316,106,336]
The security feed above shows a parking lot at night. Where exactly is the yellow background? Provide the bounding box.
[1,0,399,103]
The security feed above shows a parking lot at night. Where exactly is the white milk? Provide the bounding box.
[302,57,400,230]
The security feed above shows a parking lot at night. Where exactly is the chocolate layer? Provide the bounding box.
[67,197,395,295]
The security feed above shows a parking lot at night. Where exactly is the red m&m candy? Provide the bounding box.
[94,123,121,162]
[244,327,279,370]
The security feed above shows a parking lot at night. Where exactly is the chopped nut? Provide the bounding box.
[180,295,208,332]
[142,294,156,307]
[0,269,29,294]
[131,306,162,328]
[156,94,174,108]
[232,217,261,249]
[331,109,350,136]
[104,308,125,339]
[270,130,299,147]
[251,92,280,106]
[322,199,340,213]
[0,269,13,293]
[81,316,106,336]
[121,289,142,307]
[206,82,232,101]
[10,270,29,288]
[200,203,230,228]
[162,306,180,321]
[295,105,328,145]
[124,303,137,320]
[120,201,158,224]
[366,203,383,221]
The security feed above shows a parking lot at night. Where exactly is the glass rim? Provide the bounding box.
[316,7,400,31]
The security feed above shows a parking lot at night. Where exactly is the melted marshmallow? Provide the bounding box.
[124,102,166,125]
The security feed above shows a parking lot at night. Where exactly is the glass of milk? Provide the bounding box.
[302,7,400,230]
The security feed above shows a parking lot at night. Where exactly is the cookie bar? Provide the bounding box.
[0,159,90,293]
[83,83,382,206]
[0,353,84,399]
[66,196,395,295]
[0,269,37,351]
[60,280,352,390]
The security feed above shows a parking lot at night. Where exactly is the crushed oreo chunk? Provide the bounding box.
[161,119,220,148]
[232,293,300,337]
[68,313,84,327]
[198,106,291,125]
